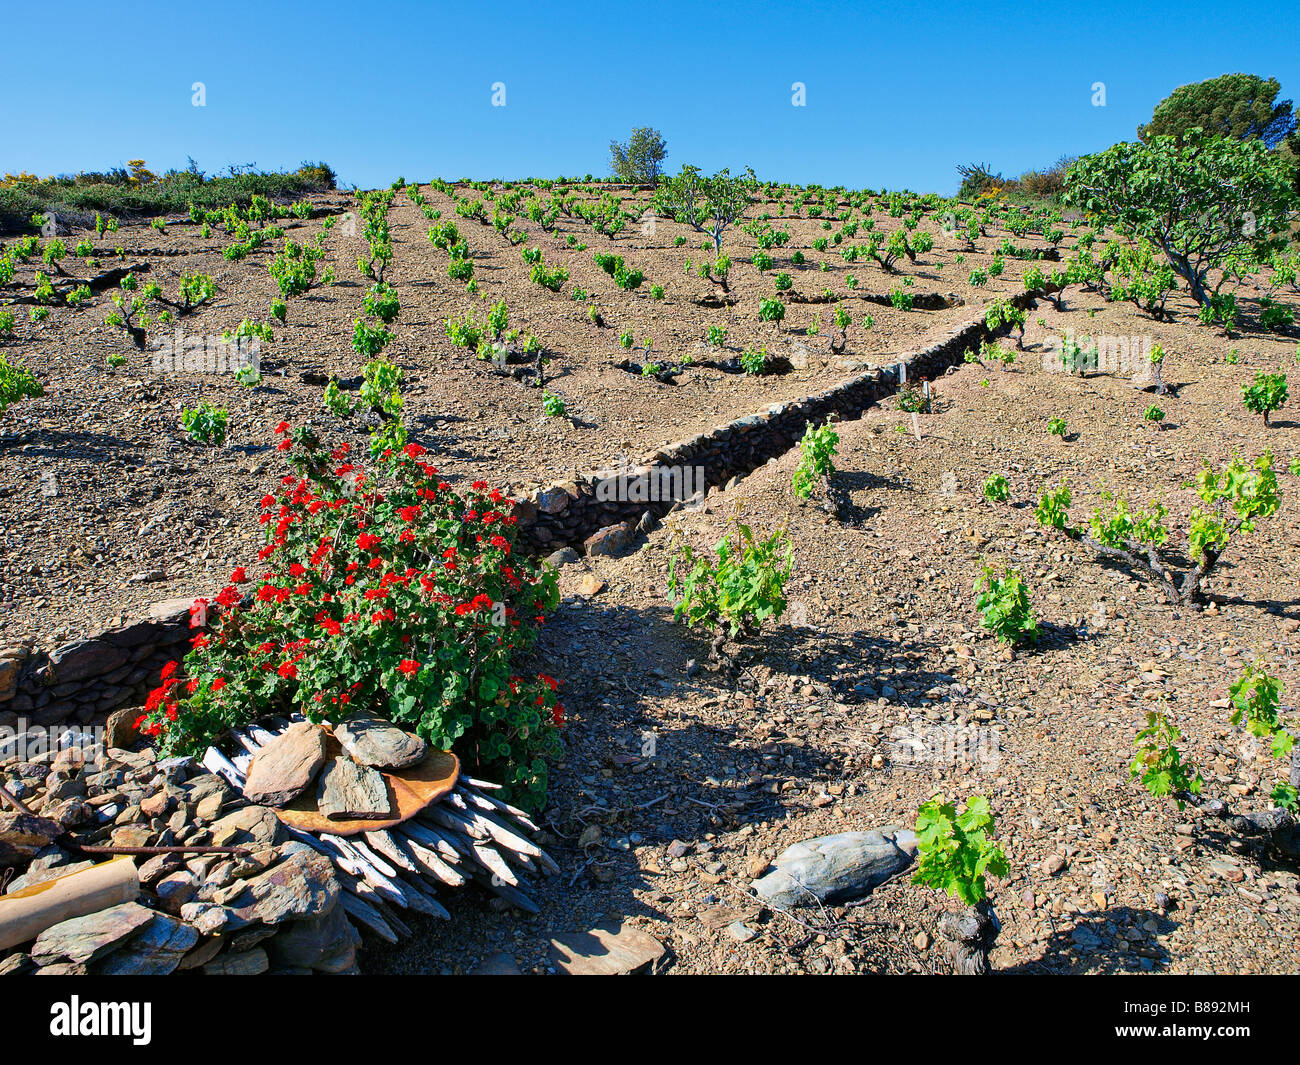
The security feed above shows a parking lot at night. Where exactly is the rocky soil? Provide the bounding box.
[3,181,1299,974]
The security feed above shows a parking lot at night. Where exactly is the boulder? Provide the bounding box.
[242,722,327,807]
[31,902,155,966]
[751,827,917,908]
[0,812,64,864]
[334,713,426,769]
[583,521,634,558]
[316,756,391,820]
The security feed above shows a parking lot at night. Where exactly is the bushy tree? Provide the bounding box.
[654,164,753,254]
[1139,73,1297,148]
[1064,129,1297,306]
[609,127,668,185]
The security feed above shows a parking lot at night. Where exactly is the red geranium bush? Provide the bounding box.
[138,422,563,808]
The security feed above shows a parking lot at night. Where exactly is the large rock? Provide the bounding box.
[242,722,327,806]
[94,912,198,975]
[316,756,390,820]
[209,805,283,848]
[264,900,359,971]
[0,812,64,864]
[548,919,666,975]
[583,521,635,558]
[334,713,426,769]
[751,827,917,909]
[31,902,155,966]
[222,849,341,930]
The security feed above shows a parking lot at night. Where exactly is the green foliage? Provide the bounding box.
[180,402,228,446]
[982,474,1010,503]
[974,564,1038,644]
[1047,416,1067,437]
[609,127,668,184]
[1139,73,1298,148]
[654,164,753,254]
[1064,130,1297,307]
[758,297,785,324]
[1130,711,1202,808]
[351,318,393,360]
[1229,660,1292,760]
[912,795,1008,907]
[1241,370,1288,423]
[1189,452,1280,562]
[667,524,793,641]
[0,351,44,412]
[364,282,401,324]
[792,419,838,499]
[1034,483,1072,530]
[541,390,567,417]
[740,345,769,375]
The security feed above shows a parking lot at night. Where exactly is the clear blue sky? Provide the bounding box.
[3,0,1296,194]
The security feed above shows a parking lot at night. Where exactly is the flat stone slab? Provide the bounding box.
[95,912,198,975]
[316,756,391,820]
[751,826,917,909]
[334,713,427,769]
[243,721,327,807]
[548,919,666,975]
[31,902,155,966]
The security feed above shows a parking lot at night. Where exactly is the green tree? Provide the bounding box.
[1064,129,1297,306]
[1139,73,1297,148]
[609,127,668,185]
[654,164,754,254]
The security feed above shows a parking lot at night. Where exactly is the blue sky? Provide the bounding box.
[2,0,1296,194]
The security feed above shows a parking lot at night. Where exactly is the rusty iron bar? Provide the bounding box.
[0,782,35,818]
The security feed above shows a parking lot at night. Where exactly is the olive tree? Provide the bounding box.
[654,164,753,255]
[609,127,668,186]
[1064,129,1297,306]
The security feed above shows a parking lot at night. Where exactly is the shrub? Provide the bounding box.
[912,795,1008,907]
[982,474,1010,503]
[1130,711,1202,808]
[1241,370,1288,424]
[180,402,228,446]
[740,345,769,375]
[666,524,793,659]
[0,351,43,412]
[973,564,1038,644]
[792,418,838,499]
[136,428,562,809]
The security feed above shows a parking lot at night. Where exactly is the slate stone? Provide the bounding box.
[751,827,917,909]
[334,712,426,769]
[31,902,155,965]
[243,721,327,806]
[316,756,391,820]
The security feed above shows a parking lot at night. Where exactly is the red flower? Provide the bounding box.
[404,443,427,458]
[230,566,248,583]
[356,533,381,551]
[275,421,290,435]
[397,659,421,676]
[212,677,227,692]
[277,439,292,451]
[552,703,565,727]
[278,661,298,680]
[160,660,179,681]
[471,480,488,491]
[398,505,421,523]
